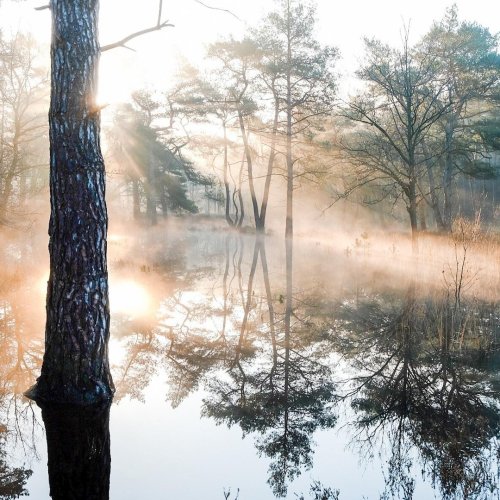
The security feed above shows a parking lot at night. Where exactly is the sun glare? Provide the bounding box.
[110,279,152,318]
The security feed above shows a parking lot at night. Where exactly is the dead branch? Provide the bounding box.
[101,0,173,52]
[193,0,241,21]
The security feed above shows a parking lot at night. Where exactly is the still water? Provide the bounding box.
[0,222,499,499]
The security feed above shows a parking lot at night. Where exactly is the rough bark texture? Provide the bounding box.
[41,402,111,500]
[26,0,114,404]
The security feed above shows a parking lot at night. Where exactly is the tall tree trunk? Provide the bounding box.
[285,120,293,239]
[222,121,235,227]
[159,185,169,217]
[236,152,245,228]
[418,202,427,231]
[425,161,445,231]
[146,159,157,225]
[26,0,114,405]
[19,169,28,206]
[0,101,4,187]
[0,172,15,219]
[408,177,419,253]
[285,5,293,240]
[259,93,279,232]
[238,110,260,230]
[0,121,20,220]
[132,179,140,219]
[443,121,454,231]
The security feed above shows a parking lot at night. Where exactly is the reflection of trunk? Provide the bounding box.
[283,236,293,473]
[284,238,292,380]
[259,238,277,365]
[351,281,419,422]
[221,234,231,340]
[236,235,245,309]
[10,300,38,392]
[400,283,416,370]
[26,0,114,404]
[234,238,259,364]
[41,402,111,500]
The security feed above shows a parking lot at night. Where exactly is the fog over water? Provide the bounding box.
[0,219,498,498]
[0,0,499,498]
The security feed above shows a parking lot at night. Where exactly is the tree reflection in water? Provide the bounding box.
[110,229,500,498]
[0,430,33,499]
[40,402,111,500]
[3,227,497,498]
[202,237,338,497]
[114,233,339,496]
[332,283,500,499]
[0,256,44,499]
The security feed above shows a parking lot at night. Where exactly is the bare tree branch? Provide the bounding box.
[193,0,241,21]
[101,22,174,52]
[101,1,173,52]
[157,0,163,26]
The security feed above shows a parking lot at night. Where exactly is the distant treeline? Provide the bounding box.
[1,2,498,239]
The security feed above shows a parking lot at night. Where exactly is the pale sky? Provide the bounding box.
[1,0,499,103]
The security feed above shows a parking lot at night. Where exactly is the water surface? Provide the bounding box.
[0,223,499,499]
